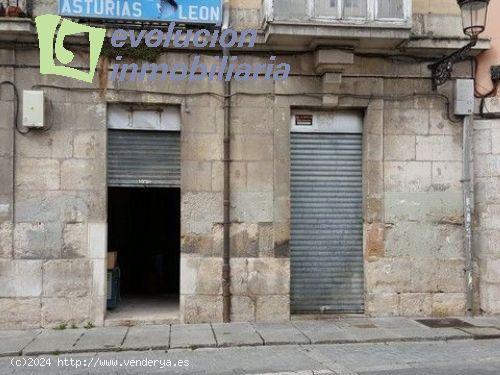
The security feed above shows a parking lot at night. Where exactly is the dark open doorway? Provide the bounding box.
[106,187,180,325]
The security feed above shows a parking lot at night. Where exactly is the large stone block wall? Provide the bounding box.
[179,74,226,323]
[412,0,463,38]
[228,78,290,322]
[0,48,108,329]
[474,119,500,314]
[339,57,468,317]
[0,51,17,328]
[366,93,466,317]
[0,51,15,252]
[0,41,489,328]
[251,52,469,318]
[106,53,293,323]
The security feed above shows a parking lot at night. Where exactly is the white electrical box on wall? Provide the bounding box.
[454,79,474,115]
[22,90,45,128]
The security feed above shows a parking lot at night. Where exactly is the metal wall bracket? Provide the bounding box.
[428,39,477,90]
[491,65,500,82]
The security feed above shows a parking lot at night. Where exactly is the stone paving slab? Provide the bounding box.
[170,323,216,349]
[3,337,500,374]
[293,321,356,344]
[121,325,171,351]
[72,327,128,353]
[347,327,402,343]
[464,317,500,329]
[253,323,311,345]
[23,329,85,356]
[2,317,500,357]
[291,321,355,344]
[369,317,425,330]
[211,322,264,347]
[458,327,500,339]
[329,318,376,329]
[0,330,40,357]
[390,327,472,341]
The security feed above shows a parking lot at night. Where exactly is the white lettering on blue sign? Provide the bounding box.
[60,0,142,18]
[177,5,220,22]
[58,0,222,24]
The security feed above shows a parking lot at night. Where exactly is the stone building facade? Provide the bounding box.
[473,0,500,316]
[0,0,498,328]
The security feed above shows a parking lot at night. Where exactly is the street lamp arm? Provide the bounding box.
[428,38,477,90]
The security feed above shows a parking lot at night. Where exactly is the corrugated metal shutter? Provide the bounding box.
[107,130,180,188]
[291,132,364,314]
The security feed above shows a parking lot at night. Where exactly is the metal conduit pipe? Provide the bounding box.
[221,0,232,323]
[463,114,474,316]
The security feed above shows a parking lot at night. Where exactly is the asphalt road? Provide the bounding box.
[1,339,500,374]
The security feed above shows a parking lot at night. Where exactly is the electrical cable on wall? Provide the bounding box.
[0,80,25,232]
[473,57,499,99]
[471,57,500,118]
[0,80,29,134]
[30,83,462,124]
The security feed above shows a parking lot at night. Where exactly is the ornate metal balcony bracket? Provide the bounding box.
[428,38,477,90]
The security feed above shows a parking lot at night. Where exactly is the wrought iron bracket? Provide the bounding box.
[428,38,477,90]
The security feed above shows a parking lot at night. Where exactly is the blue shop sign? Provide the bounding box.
[58,0,222,24]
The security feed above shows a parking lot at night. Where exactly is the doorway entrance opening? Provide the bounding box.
[105,106,182,325]
[290,110,364,315]
[106,187,180,325]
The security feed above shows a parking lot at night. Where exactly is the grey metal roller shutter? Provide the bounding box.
[107,130,180,188]
[291,132,364,314]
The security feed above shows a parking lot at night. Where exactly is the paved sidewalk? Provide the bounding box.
[2,317,500,357]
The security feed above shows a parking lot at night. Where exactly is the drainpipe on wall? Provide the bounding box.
[221,0,232,323]
[463,114,474,316]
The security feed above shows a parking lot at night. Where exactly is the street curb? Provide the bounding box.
[3,334,481,358]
